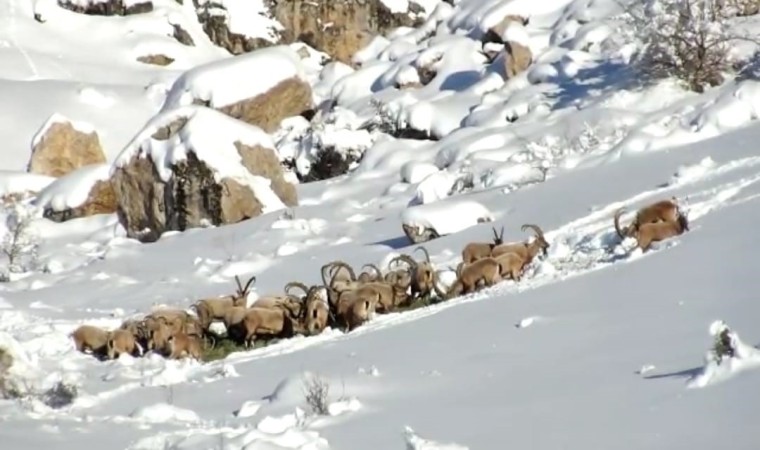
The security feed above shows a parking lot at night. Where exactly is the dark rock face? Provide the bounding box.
[42,179,118,222]
[57,0,153,15]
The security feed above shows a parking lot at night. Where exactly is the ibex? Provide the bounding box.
[389,246,437,301]
[461,227,505,264]
[335,288,380,331]
[614,197,688,239]
[434,258,502,300]
[358,264,384,283]
[281,282,332,336]
[236,307,297,348]
[70,325,110,357]
[192,274,255,330]
[165,333,204,360]
[106,329,143,359]
[490,224,550,267]
[615,208,689,252]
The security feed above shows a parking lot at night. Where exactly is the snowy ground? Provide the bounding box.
[1,0,760,449]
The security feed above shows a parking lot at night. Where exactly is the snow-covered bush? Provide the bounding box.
[1,204,40,280]
[624,0,739,92]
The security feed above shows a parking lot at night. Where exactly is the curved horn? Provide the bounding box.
[413,246,431,263]
[328,261,356,283]
[240,275,256,296]
[361,264,383,279]
[284,281,309,297]
[455,261,465,278]
[613,208,628,239]
[389,254,418,271]
[520,224,545,240]
[234,275,244,295]
[320,262,336,287]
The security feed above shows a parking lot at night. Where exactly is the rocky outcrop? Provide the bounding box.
[57,0,152,15]
[172,24,195,46]
[271,0,426,64]
[112,112,297,243]
[192,0,427,64]
[28,119,106,178]
[43,179,117,222]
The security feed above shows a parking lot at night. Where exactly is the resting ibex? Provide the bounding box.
[434,258,502,300]
[192,274,255,330]
[106,329,142,359]
[461,227,505,264]
[491,224,550,267]
[614,197,686,239]
[615,207,689,252]
[70,325,110,356]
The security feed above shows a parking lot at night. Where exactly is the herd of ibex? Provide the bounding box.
[69,197,688,362]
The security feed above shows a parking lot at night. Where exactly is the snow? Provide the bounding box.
[31,112,96,148]
[1,0,760,449]
[34,163,111,212]
[162,45,307,111]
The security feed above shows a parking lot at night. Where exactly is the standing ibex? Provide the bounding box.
[461,227,505,264]
[615,207,689,252]
[192,274,255,331]
[388,246,437,301]
[491,224,550,267]
[614,197,688,240]
[434,258,503,300]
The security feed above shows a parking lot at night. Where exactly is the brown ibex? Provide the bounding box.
[461,227,505,264]
[192,274,255,330]
[434,258,502,300]
[491,224,550,267]
[614,197,688,239]
[615,207,689,252]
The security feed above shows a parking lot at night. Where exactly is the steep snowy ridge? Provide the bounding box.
[0,0,760,449]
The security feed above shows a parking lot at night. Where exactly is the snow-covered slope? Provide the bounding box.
[1,0,760,449]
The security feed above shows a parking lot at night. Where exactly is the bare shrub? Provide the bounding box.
[40,381,78,409]
[622,0,758,92]
[302,373,330,416]
[1,204,40,279]
[300,147,353,182]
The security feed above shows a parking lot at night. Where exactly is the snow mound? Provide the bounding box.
[162,45,307,111]
[403,426,469,450]
[668,157,717,186]
[129,403,201,424]
[687,321,760,389]
[113,106,286,214]
[34,163,111,211]
[0,171,55,197]
[401,200,494,236]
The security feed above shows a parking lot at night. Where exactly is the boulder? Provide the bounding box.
[28,117,106,178]
[57,0,152,15]
[111,108,297,243]
[34,163,117,222]
[162,46,313,133]
[503,41,532,79]
[215,77,313,133]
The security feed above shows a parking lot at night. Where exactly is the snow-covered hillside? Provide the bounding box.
[1,0,760,449]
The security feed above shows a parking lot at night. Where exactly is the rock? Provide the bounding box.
[111,110,297,243]
[28,118,106,178]
[43,179,117,222]
[192,0,427,64]
[217,77,312,133]
[137,55,175,66]
[195,4,275,55]
[271,0,426,64]
[235,142,298,207]
[57,0,152,15]
[503,41,532,78]
[172,24,194,46]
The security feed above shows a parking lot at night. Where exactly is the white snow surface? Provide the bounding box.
[34,163,111,211]
[1,0,760,449]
